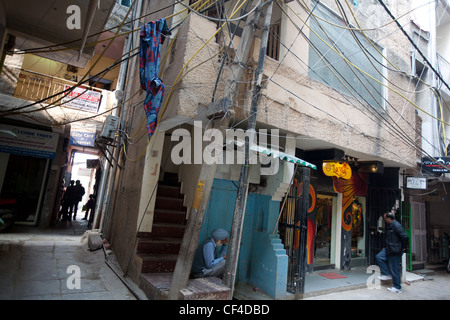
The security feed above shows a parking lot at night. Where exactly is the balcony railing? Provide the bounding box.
[13,69,105,113]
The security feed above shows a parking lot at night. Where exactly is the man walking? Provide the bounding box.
[72,180,85,220]
[376,212,409,293]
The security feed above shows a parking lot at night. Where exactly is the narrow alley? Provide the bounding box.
[0,220,145,300]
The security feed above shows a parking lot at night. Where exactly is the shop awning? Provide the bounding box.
[250,145,317,170]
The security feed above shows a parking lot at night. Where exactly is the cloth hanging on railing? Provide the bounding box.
[139,18,171,139]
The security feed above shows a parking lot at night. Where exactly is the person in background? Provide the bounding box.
[65,180,77,221]
[72,180,85,220]
[82,194,95,222]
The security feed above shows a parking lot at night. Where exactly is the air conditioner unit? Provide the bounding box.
[100,115,120,141]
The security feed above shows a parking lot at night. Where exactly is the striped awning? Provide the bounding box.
[250,145,317,170]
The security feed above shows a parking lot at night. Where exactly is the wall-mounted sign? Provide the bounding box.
[422,157,450,174]
[62,85,102,113]
[69,131,96,147]
[406,177,427,190]
[322,161,352,180]
[0,124,58,159]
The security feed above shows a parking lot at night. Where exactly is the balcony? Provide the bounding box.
[0,66,116,127]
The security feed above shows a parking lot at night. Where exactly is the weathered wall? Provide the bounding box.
[162,2,417,169]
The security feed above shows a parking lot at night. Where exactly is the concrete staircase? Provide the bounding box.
[137,176,231,300]
[136,182,186,274]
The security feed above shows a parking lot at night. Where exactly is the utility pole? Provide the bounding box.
[168,0,261,300]
[222,0,274,298]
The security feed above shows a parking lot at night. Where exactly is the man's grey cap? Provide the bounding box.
[211,229,229,241]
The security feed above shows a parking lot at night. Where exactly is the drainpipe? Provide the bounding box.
[428,0,440,155]
[100,0,144,236]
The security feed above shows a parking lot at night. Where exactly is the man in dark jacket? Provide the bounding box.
[376,212,409,293]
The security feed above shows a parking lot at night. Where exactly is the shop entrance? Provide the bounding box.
[314,195,336,269]
[0,153,50,226]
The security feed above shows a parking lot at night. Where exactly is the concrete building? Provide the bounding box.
[2,0,447,301]
[96,0,446,300]
[404,0,450,270]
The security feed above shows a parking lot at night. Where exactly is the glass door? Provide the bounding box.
[314,195,334,267]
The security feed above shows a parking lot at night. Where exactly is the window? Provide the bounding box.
[117,0,131,7]
[308,1,385,109]
[267,23,281,61]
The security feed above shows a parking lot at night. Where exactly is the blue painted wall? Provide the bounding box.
[199,179,288,299]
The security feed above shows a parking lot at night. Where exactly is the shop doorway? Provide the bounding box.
[57,151,99,224]
[350,197,366,267]
[0,153,50,226]
[314,195,336,268]
[68,152,99,207]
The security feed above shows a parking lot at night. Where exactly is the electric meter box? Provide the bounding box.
[100,115,120,141]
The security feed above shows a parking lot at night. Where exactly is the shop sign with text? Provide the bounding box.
[323,161,352,180]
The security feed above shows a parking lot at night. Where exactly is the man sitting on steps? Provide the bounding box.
[191,229,229,279]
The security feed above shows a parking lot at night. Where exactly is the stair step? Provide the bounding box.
[412,268,435,276]
[137,223,186,239]
[154,209,186,225]
[137,238,182,255]
[139,254,178,273]
[157,185,183,198]
[155,196,184,211]
[139,273,231,300]
[162,172,179,186]
[411,261,426,270]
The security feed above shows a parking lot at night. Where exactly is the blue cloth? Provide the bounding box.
[139,19,171,139]
[376,248,402,290]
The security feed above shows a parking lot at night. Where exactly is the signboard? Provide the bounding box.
[69,131,96,147]
[406,177,427,190]
[0,124,58,159]
[421,157,450,174]
[322,161,352,180]
[62,85,102,113]
[86,159,99,169]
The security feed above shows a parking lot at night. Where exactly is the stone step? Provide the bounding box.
[139,254,178,273]
[137,223,186,239]
[137,237,182,255]
[153,209,186,225]
[411,261,425,270]
[157,185,183,198]
[411,268,435,279]
[155,196,184,211]
[139,273,231,300]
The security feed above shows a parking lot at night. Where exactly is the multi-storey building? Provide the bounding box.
[98,0,445,299]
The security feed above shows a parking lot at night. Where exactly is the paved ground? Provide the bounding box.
[0,219,146,300]
[303,271,450,300]
[2,220,449,301]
